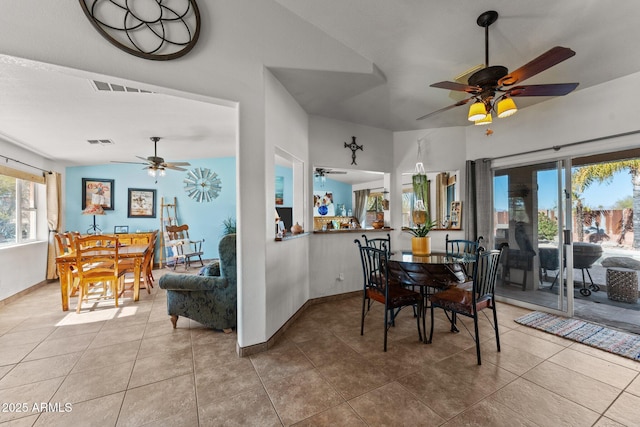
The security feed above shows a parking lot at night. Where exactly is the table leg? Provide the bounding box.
[422,288,430,344]
[58,263,69,311]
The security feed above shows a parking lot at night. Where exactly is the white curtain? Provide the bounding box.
[354,189,370,227]
[46,172,62,280]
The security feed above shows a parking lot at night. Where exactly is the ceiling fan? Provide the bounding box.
[417,10,579,123]
[314,167,347,178]
[113,136,191,176]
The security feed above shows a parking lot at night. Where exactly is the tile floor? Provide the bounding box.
[0,272,639,426]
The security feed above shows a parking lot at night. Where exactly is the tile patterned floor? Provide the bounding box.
[0,272,639,426]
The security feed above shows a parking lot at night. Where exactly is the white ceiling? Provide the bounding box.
[0,57,237,167]
[272,0,640,131]
[2,1,640,167]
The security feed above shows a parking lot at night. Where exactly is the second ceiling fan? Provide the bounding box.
[113,136,190,177]
[417,10,579,123]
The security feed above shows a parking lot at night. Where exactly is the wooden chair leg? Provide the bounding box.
[170,314,178,328]
[76,285,84,313]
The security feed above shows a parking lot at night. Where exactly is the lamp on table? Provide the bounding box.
[82,203,105,234]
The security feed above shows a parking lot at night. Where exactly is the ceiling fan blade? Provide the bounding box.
[165,161,191,166]
[328,171,347,174]
[111,160,149,165]
[135,156,151,162]
[508,83,579,97]
[498,46,576,86]
[430,81,481,93]
[164,164,188,171]
[416,98,474,121]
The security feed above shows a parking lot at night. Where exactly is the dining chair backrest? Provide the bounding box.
[446,234,483,279]
[362,233,391,254]
[445,234,483,257]
[471,248,503,305]
[355,239,388,295]
[54,233,72,255]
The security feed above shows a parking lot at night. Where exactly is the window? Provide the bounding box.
[365,192,384,226]
[0,175,37,245]
[402,188,413,228]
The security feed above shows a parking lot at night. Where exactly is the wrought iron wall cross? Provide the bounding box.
[344,136,363,165]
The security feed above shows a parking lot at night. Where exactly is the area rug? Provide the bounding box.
[515,311,640,362]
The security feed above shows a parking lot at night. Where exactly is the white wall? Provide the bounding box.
[0,139,61,300]
[392,127,467,252]
[308,116,393,297]
[264,70,310,339]
[0,1,377,348]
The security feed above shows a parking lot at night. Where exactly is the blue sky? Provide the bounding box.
[495,169,632,211]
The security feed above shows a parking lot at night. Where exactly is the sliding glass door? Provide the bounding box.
[493,160,573,314]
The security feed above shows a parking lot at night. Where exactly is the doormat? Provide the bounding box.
[515,311,640,362]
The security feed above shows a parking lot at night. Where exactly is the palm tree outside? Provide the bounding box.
[572,159,640,249]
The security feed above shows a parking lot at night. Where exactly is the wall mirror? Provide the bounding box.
[275,147,304,236]
[312,166,388,231]
[402,170,460,230]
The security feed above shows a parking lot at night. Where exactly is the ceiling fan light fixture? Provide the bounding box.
[474,113,493,125]
[147,166,166,177]
[497,97,518,118]
[468,101,487,121]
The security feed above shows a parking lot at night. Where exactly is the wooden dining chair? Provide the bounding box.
[429,247,503,365]
[119,231,157,295]
[73,234,121,313]
[55,232,82,297]
[355,239,423,351]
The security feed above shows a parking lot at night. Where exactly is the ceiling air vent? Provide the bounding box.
[87,139,114,145]
[92,80,153,94]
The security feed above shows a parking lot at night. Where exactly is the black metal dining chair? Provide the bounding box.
[362,233,391,253]
[429,247,503,365]
[445,234,483,279]
[355,239,423,351]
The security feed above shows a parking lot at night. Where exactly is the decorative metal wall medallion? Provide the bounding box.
[184,168,222,203]
[79,0,201,61]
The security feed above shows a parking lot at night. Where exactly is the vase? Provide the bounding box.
[291,222,303,235]
[411,236,431,256]
[372,211,385,229]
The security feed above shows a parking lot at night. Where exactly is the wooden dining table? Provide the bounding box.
[56,244,148,311]
[387,251,472,342]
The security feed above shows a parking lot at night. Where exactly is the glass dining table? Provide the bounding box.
[387,251,474,343]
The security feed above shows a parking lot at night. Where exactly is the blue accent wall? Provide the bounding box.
[275,164,293,207]
[313,177,352,214]
[65,157,236,260]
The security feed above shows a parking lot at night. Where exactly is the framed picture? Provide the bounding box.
[275,176,284,205]
[449,200,462,229]
[114,225,129,234]
[82,178,114,210]
[128,188,156,218]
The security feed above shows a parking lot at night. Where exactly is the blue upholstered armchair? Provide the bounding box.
[159,233,236,331]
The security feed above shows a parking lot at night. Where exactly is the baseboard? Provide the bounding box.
[237,290,360,357]
[0,279,51,308]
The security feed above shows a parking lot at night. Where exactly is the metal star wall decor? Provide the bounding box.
[344,136,363,165]
[79,0,201,61]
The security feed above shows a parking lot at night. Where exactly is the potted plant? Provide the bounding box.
[406,217,437,255]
